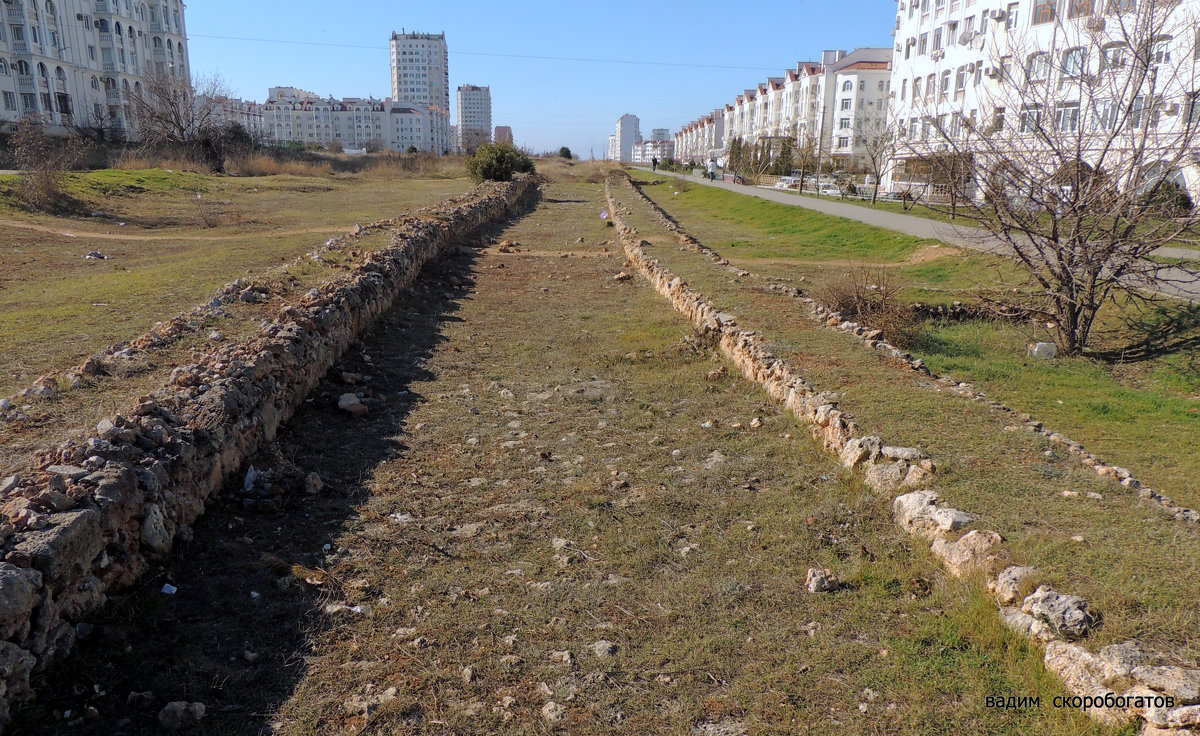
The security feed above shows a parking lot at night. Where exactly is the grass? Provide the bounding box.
[608,173,1200,667]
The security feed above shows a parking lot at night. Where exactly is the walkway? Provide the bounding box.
[639,168,1200,300]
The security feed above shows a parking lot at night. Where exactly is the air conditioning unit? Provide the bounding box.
[991,8,1006,20]
[984,66,1000,78]
[932,49,945,60]
[1162,103,1180,116]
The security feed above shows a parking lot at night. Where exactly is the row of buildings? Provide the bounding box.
[673,0,1200,198]
[674,48,892,171]
[0,0,189,135]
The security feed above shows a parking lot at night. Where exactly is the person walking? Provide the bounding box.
[707,158,717,182]
[651,156,658,172]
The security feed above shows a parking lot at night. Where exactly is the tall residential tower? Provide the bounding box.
[389,29,451,153]
[456,84,491,151]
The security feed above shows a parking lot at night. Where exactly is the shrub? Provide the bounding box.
[559,146,573,159]
[813,265,923,348]
[9,115,89,211]
[1140,180,1194,217]
[466,142,535,183]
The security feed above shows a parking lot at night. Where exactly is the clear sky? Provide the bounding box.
[186,0,896,158]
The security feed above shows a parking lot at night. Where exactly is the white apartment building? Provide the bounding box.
[456,83,491,151]
[631,138,674,164]
[222,86,444,154]
[677,49,891,172]
[674,109,725,164]
[606,113,641,161]
[0,0,189,135]
[650,127,670,141]
[494,125,512,144]
[886,0,1200,198]
[390,29,450,153]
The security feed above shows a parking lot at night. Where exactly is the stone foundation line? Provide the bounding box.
[605,174,1200,734]
[622,174,1197,528]
[0,175,541,730]
[0,208,436,426]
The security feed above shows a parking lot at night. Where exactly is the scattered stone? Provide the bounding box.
[749,417,762,428]
[462,666,475,684]
[45,465,88,481]
[805,567,840,593]
[613,272,633,282]
[864,461,908,493]
[345,687,397,717]
[541,701,566,723]
[1098,641,1149,680]
[1022,586,1099,641]
[337,393,368,417]
[208,331,224,341]
[0,475,20,496]
[590,640,618,658]
[84,251,107,260]
[303,472,324,496]
[158,701,206,730]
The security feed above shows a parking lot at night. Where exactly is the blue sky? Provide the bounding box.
[187,0,895,158]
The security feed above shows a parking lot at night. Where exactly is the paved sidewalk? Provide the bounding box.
[638,167,1200,300]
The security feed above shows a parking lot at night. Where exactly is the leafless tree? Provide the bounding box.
[129,72,235,170]
[9,114,88,211]
[853,109,897,203]
[896,0,1200,353]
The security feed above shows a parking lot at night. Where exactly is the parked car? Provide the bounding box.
[818,184,841,197]
[774,176,797,189]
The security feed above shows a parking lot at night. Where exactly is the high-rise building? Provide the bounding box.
[651,128,671,142]
[0,0,190,136]
[607,114,641,162]
[456,84,491,151]
[495,125,513,144]
[390,29,451,153]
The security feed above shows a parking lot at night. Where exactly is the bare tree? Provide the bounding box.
[129,72,235,170]
[853,109,897,204]
[895,0,1200,354]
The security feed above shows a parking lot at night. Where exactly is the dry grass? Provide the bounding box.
[224,153,335,177]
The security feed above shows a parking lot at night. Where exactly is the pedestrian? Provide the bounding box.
[707,158,717,182]
[652,156,658,172]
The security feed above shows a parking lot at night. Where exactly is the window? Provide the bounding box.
[901,78,908,100]
[1061,47,1085,76]
[934,27,943,50]
[1129,95,1160,129]
[842,80,853,92]
[1027,52,1050,83]
[839,118,851,129]
[926,73,936,98]
[859,80,865,90]
[2,91,14,110]
[909,117,919,137]
[975,60,984,85]
[1151,37,1171,66]
[918,33,928,54]
[1101,43,1126,70]
[1187,91,1200,124]
[941,71,952,94]
[841,98,852,110]
[913,77,922,98]
[1032,0,1056,24]
[837,136,849,148]
[948,21,959,44]
[979,14,989,33]
[1006,2,1019,28]
[1020,105,1042,133]
[993,106,1006,130]
[1055,102,1080,131]
[0,59,7,76]
[956,66,968,90]
[1067,0,1093,17]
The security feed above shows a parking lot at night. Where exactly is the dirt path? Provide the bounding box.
[0,217,346,241]
[13,182,1108,735]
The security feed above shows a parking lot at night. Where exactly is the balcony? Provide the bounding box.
[149,21,163,32]
[98,31,114,48]
[5,5,22,21]
[95,0,108,10]
[105,88,121,103]
[12,39,29,53]
[17,75,34,92]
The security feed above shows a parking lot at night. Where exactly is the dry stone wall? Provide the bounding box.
[0,175,539,730]
[607,172,1199,734]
